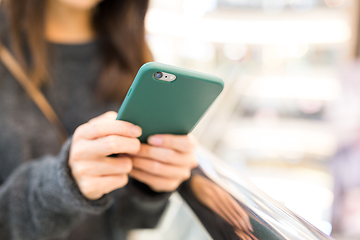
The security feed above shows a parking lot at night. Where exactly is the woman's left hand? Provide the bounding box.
[129,134,198,192]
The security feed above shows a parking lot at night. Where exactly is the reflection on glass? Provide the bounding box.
[177,146,335,240]
[191,175,258,240]
[128,146,335,240]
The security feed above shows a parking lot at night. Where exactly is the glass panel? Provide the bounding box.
[129,146,333,240]
[178,146,334,240]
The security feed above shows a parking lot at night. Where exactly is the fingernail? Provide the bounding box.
[148,136,163,145]
[131,125,142,136]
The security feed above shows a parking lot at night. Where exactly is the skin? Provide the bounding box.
[45,0,101,43]
[47,0,198,200]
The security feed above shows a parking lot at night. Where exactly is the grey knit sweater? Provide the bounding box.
[0,39,170,240]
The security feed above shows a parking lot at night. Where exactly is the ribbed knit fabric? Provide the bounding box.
[0,40,170,240]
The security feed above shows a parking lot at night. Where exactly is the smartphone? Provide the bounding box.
[116,62,224,143]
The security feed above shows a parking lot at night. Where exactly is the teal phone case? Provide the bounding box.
[116,62,224,143]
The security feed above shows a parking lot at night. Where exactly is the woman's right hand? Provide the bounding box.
[69,111,142,200]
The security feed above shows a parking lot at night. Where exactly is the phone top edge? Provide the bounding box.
[117,62,224,122]
[140,62,224,90]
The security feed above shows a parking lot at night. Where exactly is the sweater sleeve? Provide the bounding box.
[0,139,114,240]
[108,178,171,232]
[110,167,208,231]
[108,169,205,232]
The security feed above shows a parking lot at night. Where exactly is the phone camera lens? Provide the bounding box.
[154,72,162,79]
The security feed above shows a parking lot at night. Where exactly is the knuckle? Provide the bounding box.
[151,161,161,174]
[122,158,133,173]
[87,118,95,123]
[105,136,119,153]
[69,146,83,161]
[183,170,191,180]
[78,180,87,192]
[105,111,116,117]
[71,164,86,177]
[181,137,192,150]
[79,181,97,199]
[149,185,160,192]
[141,144,150,155]
[183,141,191,151]
[133,139,141,152]
[168,181,180,192]
[159,181,178,192]
[73,125,86,140]
[92,122,103,136]
[163,135,172,146]
[68,158,75,169]
[72,131,80,141]
[151,181,164,192]
[163,149,175,162]
[88,122,103,137]
[114,120,128,133]
[122,122,133,136]
[119,175,129,187]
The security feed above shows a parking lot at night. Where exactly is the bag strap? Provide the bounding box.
[0,42,69,143]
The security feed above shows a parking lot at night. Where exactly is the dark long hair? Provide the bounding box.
[1,0,152,101]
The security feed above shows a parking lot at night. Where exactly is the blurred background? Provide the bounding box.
[144,0,360,239]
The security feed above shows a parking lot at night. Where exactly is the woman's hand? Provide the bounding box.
[129,134,198,192]
[69,111,142,200]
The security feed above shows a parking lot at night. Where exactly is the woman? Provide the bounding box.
[0,0,198,239]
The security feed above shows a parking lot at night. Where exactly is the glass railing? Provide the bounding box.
[129,146,334,240]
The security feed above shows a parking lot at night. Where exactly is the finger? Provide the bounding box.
[77,175,128,200]
[135,144,196,166]
[235,229,252,240]
[132,157,191,180]
[209,199,237,229]
[71,136,140,159]
[74,120,142,140]
[247,231,258,240]
[214,196,245,231]
[129,168,180,192]
[212,196,241,229]
[71,157,133,177]
[88,111,118,122]
[228,197,253,232]
[190,177,242,229]
[218,192,250,233]
[148,134,197,153]
[221,190,253,232]
[208,200,235,228]
[209,186,248,231]
[200,186,243,230]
